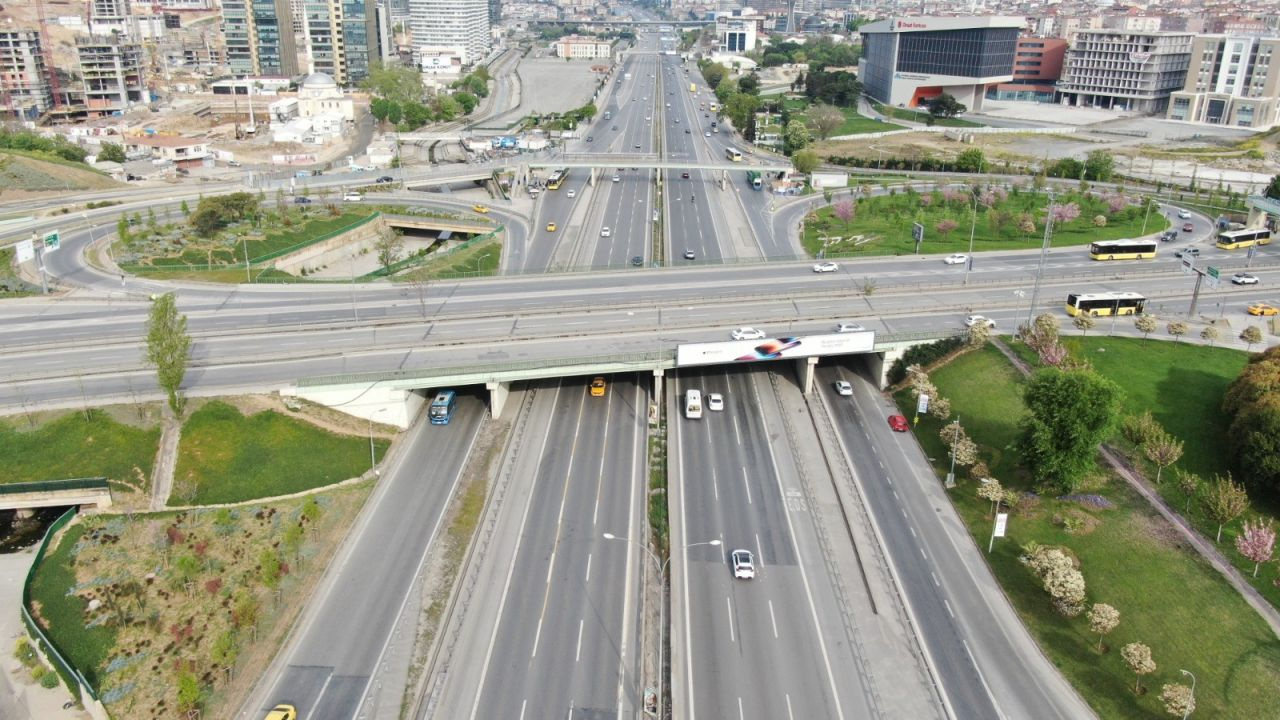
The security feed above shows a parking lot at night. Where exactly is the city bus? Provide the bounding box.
[429,390,457,425]
[546,168,568,190]
[1065,292,1147,317]
[1088,238,1158,260]
[725,148,742,162]
[1216,227,1272,250]
[747,170,762,190]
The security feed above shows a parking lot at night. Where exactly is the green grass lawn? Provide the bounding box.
[27,522,115,691]
[871,100,984,127]
[171,401,386,505]
[830,106,905,135]
[802,187,1169,258]
[898,344,1280,718]
[0,411,159,490]
[406,237,502,279]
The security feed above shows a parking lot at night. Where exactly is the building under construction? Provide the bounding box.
[77,34,146,117]
[0,28,54,119]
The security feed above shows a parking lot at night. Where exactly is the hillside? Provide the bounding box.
[0,152,122,196]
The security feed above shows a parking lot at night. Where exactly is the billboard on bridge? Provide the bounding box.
[676,332,875,367]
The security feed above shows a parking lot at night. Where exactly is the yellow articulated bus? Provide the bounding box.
[1065,291,1147,317]
[1216,227,1272,250]
[1088,238,1157,260]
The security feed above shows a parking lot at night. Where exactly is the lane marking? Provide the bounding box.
[769,599,779,639]
[742,466,753,505]
[726,596,736,643]
[585,553,592,584]
[575,618,585,662]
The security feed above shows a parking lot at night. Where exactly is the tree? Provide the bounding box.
[965,321,992,348]
[259,548,282,589]
[210,629,239,667]
[977,478,1004,516]
[1087,603,1120,653]
[1142,430,1183,485]
[935,218,959,237]
[1160,683,1195,718]
[145,293,191,416]
[362,61,425,105]
[1135,315,1158,342]
[808,103,845,140]
[98,142,126,164]
[1019,369,1124,493]
[1176,469,1201,512]
[1199,325,1219,347]
[928,93,966,118]
[1166,321,1189,343]
[1222,346,1280,493]
[954,148,987,173]
[736,73,760,95]
[1121,410,1161,447]
[929,395,952,421]
[374,229,405,272]
[784,119,810,154]
[1072,314,1096,337]
[116,216,130,244]
[832,198,854,227]
[1203,473,1249,542]
[1022,544,1087,616]
[453,91,478,114]
[1239,325,1263,350]
[180,199,190,217]
[1084,150,1115,182]
[726,92,760,131]
[1234,518,1275,576]
[1050,202,1081,224]
[1265,173,1280,201]
[792,148,819,175]
[701,63,728,89]
[1121,642,1156,694]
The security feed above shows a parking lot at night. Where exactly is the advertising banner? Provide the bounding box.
[677,332,875,367]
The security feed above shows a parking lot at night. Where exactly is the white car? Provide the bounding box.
[343,192,362,201]
[964,315,997,328]
[704,131,712,137]
[834,380,853,396]
[731,327,765,341]
[567,189,577,198]
[612,175,621,183]
[943,253,969,265]
[707,393,724,411]
[835,323,866,333]
[600,227,611,237]
[812,261,838,273]
[731,549,755,580]
[1177,209,1192,219]
[1231,272,1259,285]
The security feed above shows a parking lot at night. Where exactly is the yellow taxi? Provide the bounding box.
[1247,303,1279,316]
[590,377,607,397]
[546,222,557,232]
[472,204,489,213]
[264,705,297,720]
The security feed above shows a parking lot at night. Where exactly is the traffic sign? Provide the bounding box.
[916,393,930,414]
[1180,258,1194,274]
[42,230,60,253]
[15,238,34,263]
[1207,266,1219,279]
[912,222,924,242]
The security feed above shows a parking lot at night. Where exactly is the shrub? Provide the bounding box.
[888,336,966,385]
[1093,215,1107,227]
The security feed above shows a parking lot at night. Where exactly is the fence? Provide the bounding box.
[0,477,109,495]
[363,224,506,279]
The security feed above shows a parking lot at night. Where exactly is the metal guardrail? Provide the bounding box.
[0,477,109,495]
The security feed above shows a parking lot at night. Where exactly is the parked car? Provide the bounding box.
[1231,273,1259,285]
[226,160,242,167]
[888,415,909,432]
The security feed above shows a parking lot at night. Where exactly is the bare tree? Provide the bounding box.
[374,229,405,273]
[1073,314,1096,337]
[808,103,846,140]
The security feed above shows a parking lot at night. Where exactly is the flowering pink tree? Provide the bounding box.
[1050,202,1081,224]
[979,187,1008,208]
[832,198,855,227]
[942,187,966,204]
[936,219,960,237]
[1235,518,1276,577]
[919,194,934,207]
[1106,193,1129,213]
[1038,341,1070,368]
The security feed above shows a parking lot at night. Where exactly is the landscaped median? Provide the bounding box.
[893,337,1279,718]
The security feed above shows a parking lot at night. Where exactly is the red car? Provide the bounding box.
[888,415,909,432]
[1181,222,1194,232]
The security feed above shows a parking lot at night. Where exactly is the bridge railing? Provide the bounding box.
[363,224,506,279]
[0,477,110,495]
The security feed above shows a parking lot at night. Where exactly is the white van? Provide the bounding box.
[685,389,702,419]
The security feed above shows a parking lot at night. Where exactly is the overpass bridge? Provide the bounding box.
[0,478,113,512]
[283,330,956,428]
[382,214,496,235]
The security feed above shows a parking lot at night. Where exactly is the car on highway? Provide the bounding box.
[1247,303,1279,316]
[1231,273,1259,285]
[1182,222,1194,232]
[612,174,621,182]
[293,196,312,204]
[1174,247,1200,258]
[1177,209,1192,219]
[943,253,969,265]
[586,136,593,142]
[731,327,765,340]
[226,159,242,167]
[343,191,362,201]
[965,314,997,328]
[683,249,696,260]
[634,143,641,149]
[264,705,297,720]
[376,175,394,183]
[835,322,866,333]
[631,255,644,267]
[1161,230,1178,242]
[707,393,724,411]
[600,227,611,237]
[731,549,755,579]
[681,171,690,179]
[471,204,489,213]
[812,261,839,273]
[685,129,690,134]
[546,222,557,232]
[888,414,910,432]
[590,377,607,397]
[834,380,853,396]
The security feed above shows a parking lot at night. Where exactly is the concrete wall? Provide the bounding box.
[280,384,425,428]
[0,488,113,512]
[273,215,388,276]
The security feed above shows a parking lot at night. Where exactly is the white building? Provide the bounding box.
[296,72,354,122]
[553,35,612,59]
[717,17,758,53]
[410,0,491,67]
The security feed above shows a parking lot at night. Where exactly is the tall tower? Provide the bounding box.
[409,0,490,67]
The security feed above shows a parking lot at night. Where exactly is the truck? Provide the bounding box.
[603,111,612,120]
[747,170,762,190]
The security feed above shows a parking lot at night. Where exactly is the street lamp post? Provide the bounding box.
[946,415,960,488]
[602,533,720,720]
[367,408,387,475]
[1180,669,1196,719]
[965,186,978,284]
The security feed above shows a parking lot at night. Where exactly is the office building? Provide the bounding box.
[717,16,759,53]
[410,0,491,67]
[1167,35,1280,129]
[990,36,1067,102]
[553,35,612,59]
[858,16,1022,111]
[297,0,383,85]
[77,35,146,116]
[0,29,53,118]
[1058,30,1193,113]
[222,0,300,77]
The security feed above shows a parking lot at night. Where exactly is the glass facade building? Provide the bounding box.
[897,28,1018,78]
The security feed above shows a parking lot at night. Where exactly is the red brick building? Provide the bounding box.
[989,36,1068,102]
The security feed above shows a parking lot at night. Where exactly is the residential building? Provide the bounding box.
[123,134,211,167]
[90,0,136,37]
[717,16,759,53]
[1058,30,1193,113]
[77,35,146,116]
[857,16,1023,111]
[1210,16,1270,37]
[410,0,491,67]
[1167,35,1280,129]
[297,0,383,86]
[1102,16,1163,34]
[221,0,300,77]
[990,36,1067,102]
[0,29,53,118]
[553,35,612,59]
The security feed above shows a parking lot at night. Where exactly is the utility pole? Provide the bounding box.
[1025,190,1056,329]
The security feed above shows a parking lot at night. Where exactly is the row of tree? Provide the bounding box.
[363,63,488,131]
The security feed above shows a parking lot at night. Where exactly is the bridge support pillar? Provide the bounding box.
[869,348,905,391]
[487,380,510,419]
[796,356,819,394]
[652,369,665,423]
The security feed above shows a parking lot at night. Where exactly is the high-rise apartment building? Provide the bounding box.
[90,0,136,37]
[300,0,380,86]
[1057,30,1193,113]
[222,0,300,77]
[77,35,146,116]
[0,29,53,118]
[1167,35,1280,129]
[410,0,491,68]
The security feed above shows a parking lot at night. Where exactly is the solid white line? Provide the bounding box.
[712,466,719,501]
[742,465,753,505]
[786,693,795,720]
[585,553,592,584]
[575,618,584,662]
[769,599,779,639]
[738,696,745,720]
[531,616,544,658]
[613,378,645,719]
[519,699,527,720]
[726,596,736,643]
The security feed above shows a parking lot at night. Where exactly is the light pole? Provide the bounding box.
[965,186,978,284]
[946,415,960,488]
[367,407,387,475]
[1025,190,1056,329]
[602,532,720,720]
[1180,669,1196,719]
